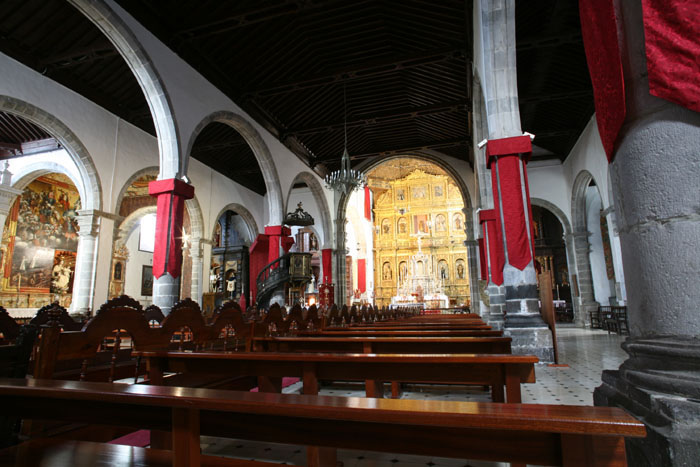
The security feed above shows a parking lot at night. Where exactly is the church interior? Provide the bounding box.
[0,0,697,466]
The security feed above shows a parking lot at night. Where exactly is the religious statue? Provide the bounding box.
[383,262,392,280]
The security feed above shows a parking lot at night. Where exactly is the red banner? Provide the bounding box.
[478,238,487,281]
[579,0,626,161]
[357,258,366,293]
[148,179,194,279]
[479,209,504,286]
[496,156,532,270]
[364,186,372,221]
[321,248,333,284]
[642,0,700,113]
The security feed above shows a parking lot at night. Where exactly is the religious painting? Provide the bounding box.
[435,214,447,232]
[396,188,405,201]
[413,214,429,234]
[14,176,80,252]
[434,185,443,198]
[411,186,427,199]
[119,174,157,218]
[141,265,154,296]
[456,259,466,280]
[309,233,319,251]
[438,260,448,280]
[10,245,54,290]
[397,217,407,235]
[381,218,391,235]
[448,183,459,199]
[50,250,76,294]
[453,213,463,231]
[382,262,392,281]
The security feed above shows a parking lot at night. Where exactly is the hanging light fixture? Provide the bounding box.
[324,83,367,195]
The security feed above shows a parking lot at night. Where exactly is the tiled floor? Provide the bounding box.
[200,326,628,466]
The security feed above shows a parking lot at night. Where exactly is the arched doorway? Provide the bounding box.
[204,207,256,313]
[340,157,473,310]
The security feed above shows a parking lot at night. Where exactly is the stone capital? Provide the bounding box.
[0,184,22,214]
[76,210,101,237]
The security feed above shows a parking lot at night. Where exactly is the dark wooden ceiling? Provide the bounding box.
[0,0,593,194]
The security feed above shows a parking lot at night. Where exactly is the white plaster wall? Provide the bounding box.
[527,161,571,223]
[564,116,611,209]
[586,187,612,305]
[123,222,154,307]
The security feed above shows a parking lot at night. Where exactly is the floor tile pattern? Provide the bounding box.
[200,327,627,466]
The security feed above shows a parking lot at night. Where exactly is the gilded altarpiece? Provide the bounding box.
[372,170,470,307]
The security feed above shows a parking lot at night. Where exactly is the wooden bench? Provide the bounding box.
[135,350,536,403]
[253,335,512,354]
[297,329,503,337]
[0,378,646,466]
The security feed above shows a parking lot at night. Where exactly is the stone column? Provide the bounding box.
[462,208,481,314]
[592,1,700,464]
[189,238,203,305]
[334,217,347,305]
[149,178,194,315]
[0,176,22,236]
[72,211,100,314]
[571,231,598,327]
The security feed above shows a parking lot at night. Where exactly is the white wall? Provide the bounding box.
[527,160,571,222]
[123,222,154,307]
[586,187,612,305]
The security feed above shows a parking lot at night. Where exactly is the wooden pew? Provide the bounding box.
[0,378,646,466]
[135,350,537,403]
[253,335,512,355]
[297,329,503,337]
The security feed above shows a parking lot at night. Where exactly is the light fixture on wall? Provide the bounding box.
[324,83,367,195]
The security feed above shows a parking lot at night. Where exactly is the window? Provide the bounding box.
[139,214,157,253]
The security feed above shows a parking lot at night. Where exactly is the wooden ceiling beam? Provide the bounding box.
[519,90,592,105]
[517,31,582,52]
[284,101,469,137]
[321,138,470,162]
[40,46,118,70]
[246,48,467,97]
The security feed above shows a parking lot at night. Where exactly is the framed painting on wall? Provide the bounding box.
[141,265,153,296]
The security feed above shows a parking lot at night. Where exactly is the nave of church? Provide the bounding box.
[0,0,698,466]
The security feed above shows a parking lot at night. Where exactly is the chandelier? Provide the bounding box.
[324,84,367,194]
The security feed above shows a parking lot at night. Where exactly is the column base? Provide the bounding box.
[594,336,700,466]
[487,284,506,330]
[503,325,554,363]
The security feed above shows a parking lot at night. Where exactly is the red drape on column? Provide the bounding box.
[478,238,487,281]
[264,226,291,265]
[641,0,700,113]
[364,186,372,221]
[148,179,194,279]
[486,135,534,272]
[249,234,270,305]
[357,258,366,293]
[321,248,333,284]
[579,0,626,161]
[479,209,504,286]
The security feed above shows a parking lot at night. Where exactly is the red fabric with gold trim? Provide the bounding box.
[149,179,194,279]
[496,156,532,271]
[478,238,487,281]
[579,0,626,161]
[357,258,366,293]
[642,0,700,113]
[364,186,372,221]
[479,209,504,286]
[485,135,532,168]
[321,248,333,284]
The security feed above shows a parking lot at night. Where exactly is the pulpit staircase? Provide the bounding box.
[256,253,313,309]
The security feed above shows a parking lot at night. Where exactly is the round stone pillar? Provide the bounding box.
[570,231,598,327]
[592,1,700,464]
[72,212,100,314]
[153,273,179,314]
[189,238,203,305]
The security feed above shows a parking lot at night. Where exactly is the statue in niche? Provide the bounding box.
[439,262,448,280]
[456,260,465,279]
[453,214,463,231]
[383,262,392,280]
[398,218,407,234]
[396,189,405,201]
[435,214,447,232]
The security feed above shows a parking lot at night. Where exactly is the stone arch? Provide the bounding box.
[570,170,602,326]
[210,203,260,245]
[0,96,102,210]
[285,171,333,248]
[531,198,572,235]
[113,166,159,215]
[531,197,580,324]
[187,112,284,225]
[335,153,475,304]
[68,0,182,179]
[116,206,157,246]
